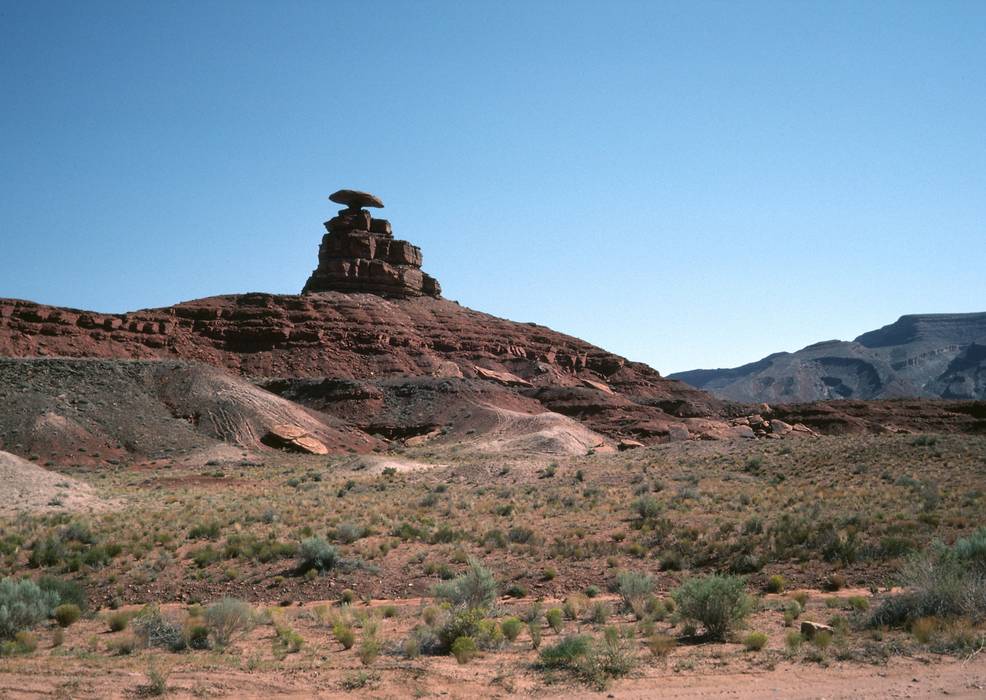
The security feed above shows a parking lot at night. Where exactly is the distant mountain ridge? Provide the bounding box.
[669,313,986,402]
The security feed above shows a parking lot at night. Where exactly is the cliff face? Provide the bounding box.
[670,313,986,402]
[0,292,731,442]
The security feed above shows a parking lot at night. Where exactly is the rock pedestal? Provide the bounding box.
[302,189,441,298]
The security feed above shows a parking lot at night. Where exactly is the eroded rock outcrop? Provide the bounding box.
[302,189,440,298]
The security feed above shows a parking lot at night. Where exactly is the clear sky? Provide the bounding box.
[2,1,984,374]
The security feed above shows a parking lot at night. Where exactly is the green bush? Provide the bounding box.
[544,608,565,634]
[37,576,86,613]
[632,495,661,521]
[540,634,593,668]
[671,574,752,641]
[431,559,497,611]
[297,537,338,573]
[766,575,785,594]
[333,621,355,649]
[358,624,380,665]
[204,598,254,648]
[616,570,654,617]
[0,578,59,639]
[107,610,132,632]
[501,616,523,642]
[435,608,484,651]
[539,630,635,690]
[451,635,478,664]
[869,531,986,628]
[54,603,81,628]
[743,631,768,651]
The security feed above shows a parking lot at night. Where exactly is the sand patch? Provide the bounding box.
[0,450,108,516]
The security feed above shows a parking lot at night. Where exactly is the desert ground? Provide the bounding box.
[1,433,984,698]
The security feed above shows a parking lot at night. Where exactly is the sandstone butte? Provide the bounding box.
[2,190,983,445]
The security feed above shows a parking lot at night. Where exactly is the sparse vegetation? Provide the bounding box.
[672,574,752,641]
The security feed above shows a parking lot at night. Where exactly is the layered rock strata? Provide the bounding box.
[302,189,440,298]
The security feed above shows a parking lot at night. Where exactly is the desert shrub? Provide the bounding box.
[0,630,38,656]
[659,550,683,571]
[616,570,654,618]
[475,618,505,649]
[0,577,59,639]
[783,600,802,626]
[869,532,986,628]
[646,632,676,658]
[563,594,587,620]
[54,603,81,628]
[297,537,338,573]
[811,629,832,650]
[587,600,609,625]
[501,616,523,642]
[189,545,220,568]
[766,575,785,594]
[743,631,768,651]
[358,623,380,665]
[107,634,136,655]
[785,629,803,654]
[132,605,186,651]
[540,629,635,690]
[823,573,846,591]
[435,608,484,652]
[204,598,254,648]
[847,595,869,611]
[540,634,593,668]
[333,620,355,649]
[332,522,366,544]
[273,622,304,655]
[912,616,936,643]
[37,576,86,612]
[187,624,211,650]
[402,635,421,659]
[546,607,564,633]
[671,574,752,641]
[632,495,661,521]
[431,559,497,611]
[188,521,221,540]
[107,610,132,632]
[143,664,168,696]
[27,538,64,568]
[451,635,477,663]
[528,620,542,649]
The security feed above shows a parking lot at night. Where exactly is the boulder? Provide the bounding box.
[474,366,533,388]
[800,621,833,639]
[618,438,645,451]
[263,424,328,454]
[770,419,793,435]
[580,378,614,394]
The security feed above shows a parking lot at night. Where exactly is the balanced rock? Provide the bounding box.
[303,189,441,298]
[329,189,384,209]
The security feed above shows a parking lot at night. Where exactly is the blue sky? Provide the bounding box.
[1,1,984,374]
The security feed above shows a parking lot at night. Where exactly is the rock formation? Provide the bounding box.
[302,189,441,298]
[670,312,986,402]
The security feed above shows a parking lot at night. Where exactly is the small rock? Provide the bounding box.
[618,438,645,451]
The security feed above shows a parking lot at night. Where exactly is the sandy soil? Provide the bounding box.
[0,450,108,516]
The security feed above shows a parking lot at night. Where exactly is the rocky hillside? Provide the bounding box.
[0,293,742,445]
[670,313,986,402]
